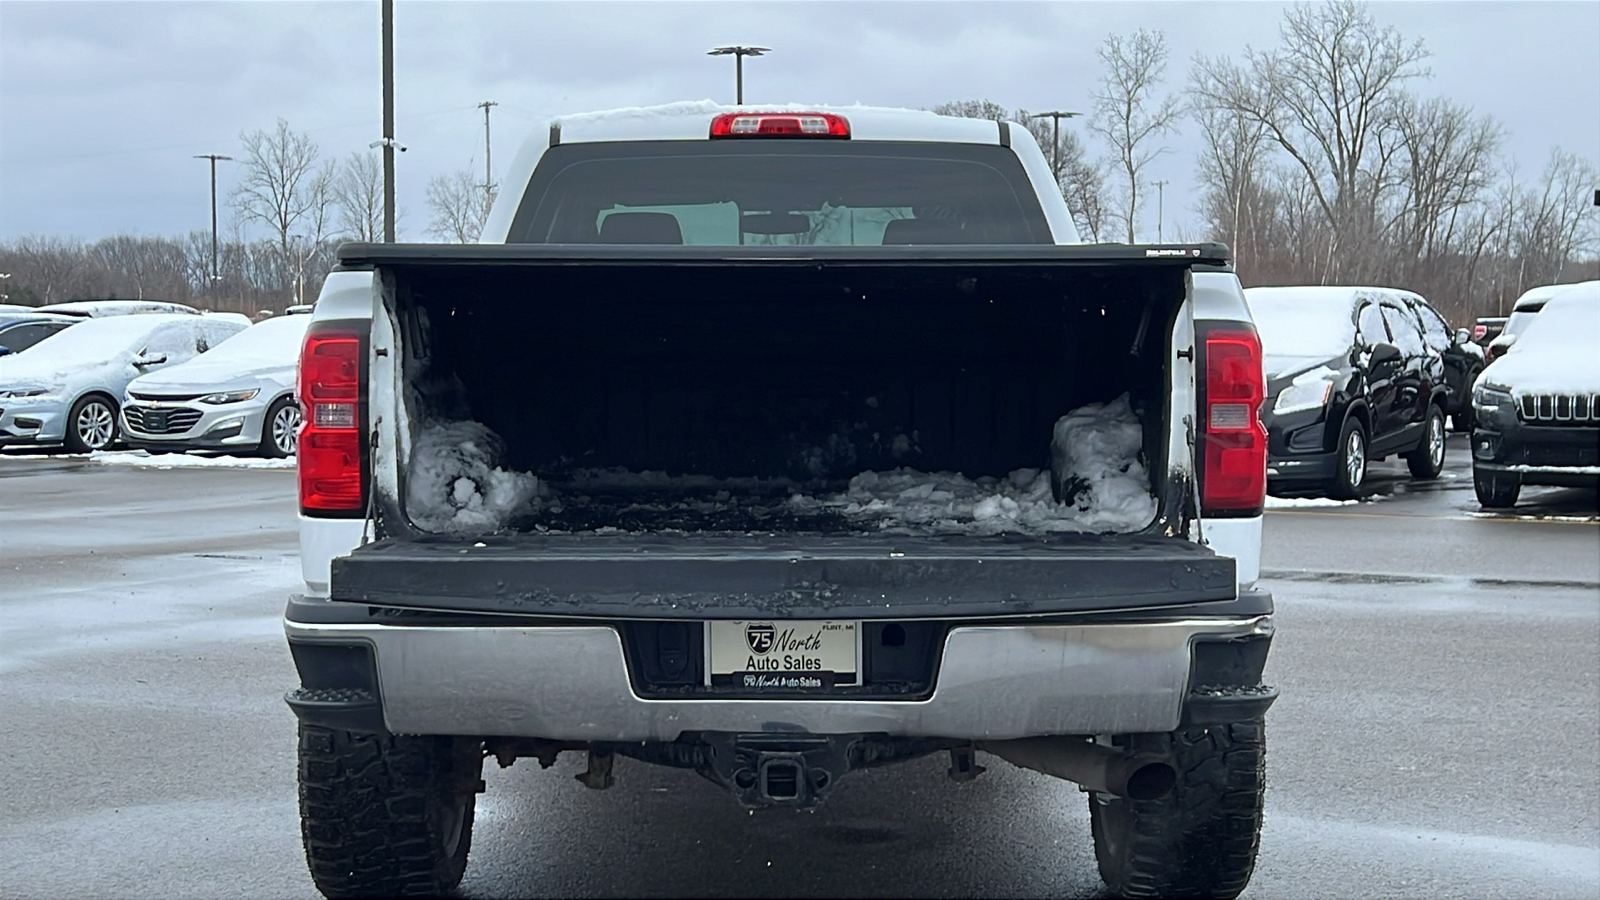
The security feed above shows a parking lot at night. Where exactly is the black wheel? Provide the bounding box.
[64,394,119,453]
[1404,405,1447,480]
[298,725,482,899]
[1090,721,1266,899]
[258,396,301,457]
[1326,416,1367,500]
[1473,465,1521,508]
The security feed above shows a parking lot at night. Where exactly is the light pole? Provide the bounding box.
[288,234,320,306]
[1029,111,1081,180]
[380,0,397,242]
[1150,180,1170,242]
[194,154,232,282]
[707,45,769,104]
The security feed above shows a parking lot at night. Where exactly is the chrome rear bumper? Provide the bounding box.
[284,614,1273,741]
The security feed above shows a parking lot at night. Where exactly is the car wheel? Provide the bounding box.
[259,397,301,458]
[1474,466,1521,508]
[1405,405,1447,480]
[64,394,119,453]
[1089,721,1266,899]
[298,725,481,899]
[1327,416,1367,500]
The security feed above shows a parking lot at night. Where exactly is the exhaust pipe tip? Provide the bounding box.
[1124,761,1177,801]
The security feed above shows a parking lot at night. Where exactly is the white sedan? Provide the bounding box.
[121,314,311,457]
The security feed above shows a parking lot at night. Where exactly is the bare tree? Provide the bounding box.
[1191,1,1430,272]
[426,170,494,243]
[933,100,1110,241]
[332,151,387,242]
[931,99,1010,121]
[1513,149,1600,287]
[232,118,335,267]
[1091,28,1184,243]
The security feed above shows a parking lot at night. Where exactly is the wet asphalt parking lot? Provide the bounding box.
[2,434,1597,899]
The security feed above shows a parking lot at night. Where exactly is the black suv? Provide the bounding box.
[1247,286,1454,498]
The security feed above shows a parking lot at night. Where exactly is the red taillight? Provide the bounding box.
[298,323,366,514]
[1471,324,1486,340]
[1200,325,1266,516]
[710,112,850,138]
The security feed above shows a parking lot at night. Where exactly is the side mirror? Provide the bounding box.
[133,351,169,367]
[1454,328,1471,345]
[1368,343,1402,367]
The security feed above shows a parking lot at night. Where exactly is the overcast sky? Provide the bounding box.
[2,0,1596,244]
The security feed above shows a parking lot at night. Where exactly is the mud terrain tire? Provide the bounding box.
[297,725,482,899]
[1089,720,1266,899]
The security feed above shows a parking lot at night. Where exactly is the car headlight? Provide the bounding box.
[197,389,260,405]
[1473,383,1512,407]
[1272,374,1335,415]
[0,387,58,400]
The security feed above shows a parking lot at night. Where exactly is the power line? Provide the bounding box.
[478,100,498,208]
[1150,179,1170,242]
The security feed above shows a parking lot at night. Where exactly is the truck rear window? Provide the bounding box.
[507,141,1051,245]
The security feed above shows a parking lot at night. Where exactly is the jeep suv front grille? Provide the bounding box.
[1517,392,1599,424]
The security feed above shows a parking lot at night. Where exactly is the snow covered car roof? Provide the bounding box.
[127,314,310,391]
[36,299,201,318]
[1508,283,1578,312]
[0,311,79,327]
[0,314,244,385]
[1479,281,1600,395]
[1244,285,1422,365]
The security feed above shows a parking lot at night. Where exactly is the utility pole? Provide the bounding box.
[478,100,498,210]
[1150,179,1170,242]
[707,45,770,104]
[380,0,396,242]
[1029,111,1081,181]
[193,154,233,282]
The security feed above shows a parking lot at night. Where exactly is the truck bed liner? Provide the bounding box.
[330,533,1235,620]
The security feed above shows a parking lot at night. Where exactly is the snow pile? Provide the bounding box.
[406,420,541,533]
[89,450,295,469]
[1048,394,1156,529]
[1264,496,1358,509]
[789,467,1060,534]
[788,393,1156,535]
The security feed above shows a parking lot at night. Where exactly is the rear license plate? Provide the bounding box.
[706,620,860,690]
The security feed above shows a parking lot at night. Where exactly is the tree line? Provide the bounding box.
[0,119,493,315]
[936,0,1597,326]
[2,1,1594,324]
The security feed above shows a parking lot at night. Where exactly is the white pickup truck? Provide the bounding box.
[284,103,1275,899]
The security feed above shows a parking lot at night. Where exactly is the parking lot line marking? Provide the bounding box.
[1265,509,1598,525]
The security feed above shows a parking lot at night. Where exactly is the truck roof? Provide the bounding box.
[486,100,1079,244]
[551,100,1006,145]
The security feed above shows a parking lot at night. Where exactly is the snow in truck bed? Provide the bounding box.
[404,394,1158,537]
